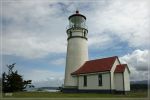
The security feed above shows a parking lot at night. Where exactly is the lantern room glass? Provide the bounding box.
[69,16,86,29]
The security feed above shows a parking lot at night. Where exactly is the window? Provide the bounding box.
[70,31,72,37]
[83,75,87,86]
[98,74,102,86]
[84,31,86,37]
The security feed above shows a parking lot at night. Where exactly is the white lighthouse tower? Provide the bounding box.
[64,11,88,88]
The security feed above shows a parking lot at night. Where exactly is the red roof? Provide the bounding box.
[115,64,127,73]
[71,56,118,75]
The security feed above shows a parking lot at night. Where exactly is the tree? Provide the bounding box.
[2,63,32,92]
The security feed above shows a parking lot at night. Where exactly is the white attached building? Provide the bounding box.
[71,56,130,93]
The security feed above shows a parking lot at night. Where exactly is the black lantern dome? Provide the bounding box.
[68,10,87,29]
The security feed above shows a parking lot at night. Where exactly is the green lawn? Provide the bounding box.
[2,90,149,100]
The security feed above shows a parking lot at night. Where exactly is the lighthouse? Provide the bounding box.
[64,11,88,88]
[62,11,130,93]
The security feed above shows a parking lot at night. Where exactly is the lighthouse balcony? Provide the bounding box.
[66,26,88,35]
[66,25,88,30]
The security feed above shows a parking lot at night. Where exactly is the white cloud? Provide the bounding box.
[120,49,149,71]
[50,58,65,66]
[120,49,150,81]
[87,0,150,49]
[2,1,67,59]
[88,33,113,49]
[2,0,149,59]
[3,32,66,59]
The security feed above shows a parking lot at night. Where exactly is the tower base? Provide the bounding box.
[61,88,78,93]
[61,86,78,93]
[61,88,128,94]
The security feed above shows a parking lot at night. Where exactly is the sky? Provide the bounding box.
[1,0,150,87]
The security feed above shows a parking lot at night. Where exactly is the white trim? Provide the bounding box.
[72,71,110,76]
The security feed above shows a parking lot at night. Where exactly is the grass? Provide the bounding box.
[2,90,148,99]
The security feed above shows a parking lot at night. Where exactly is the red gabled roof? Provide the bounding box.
[114,64,127,73]
[71,56,118,75]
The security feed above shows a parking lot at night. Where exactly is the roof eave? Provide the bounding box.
[71,71,110,76]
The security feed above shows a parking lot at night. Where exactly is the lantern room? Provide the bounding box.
[68,10,87,29]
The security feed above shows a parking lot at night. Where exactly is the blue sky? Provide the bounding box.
[1,0,150,87]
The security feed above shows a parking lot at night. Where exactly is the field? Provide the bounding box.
[1,90,149,100]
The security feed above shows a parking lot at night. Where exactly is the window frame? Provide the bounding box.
[98,74,102,86]
[83,75,87,87]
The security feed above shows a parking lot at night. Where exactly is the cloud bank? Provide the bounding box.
[2,0,149,59]
[120,49,149,81]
